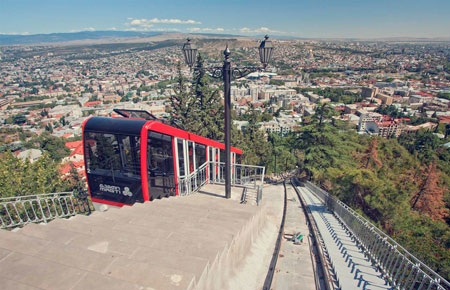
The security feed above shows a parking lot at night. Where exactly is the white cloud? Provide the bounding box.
[187,27,225,33]
[0,32,30,35]
[239,27,280,34]
[126,18,201,28]
[69,27,96,33]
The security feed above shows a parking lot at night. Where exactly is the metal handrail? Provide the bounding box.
[304,181,450,290]
[0,191,92,229]
[177,161,266,201]
[211,161,265,188]
[178,162,209,196]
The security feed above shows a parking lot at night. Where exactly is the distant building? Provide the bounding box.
[376,93,393,105]
[365,120,404,138]
[358,112,383,132]
[17,149,42,163]
[361,87,379,99]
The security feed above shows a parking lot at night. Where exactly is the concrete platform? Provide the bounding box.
[0,184,266,290]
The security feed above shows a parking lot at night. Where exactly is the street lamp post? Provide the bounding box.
[182,35,274,199]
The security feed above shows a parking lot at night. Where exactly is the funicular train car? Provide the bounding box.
[82,110,242,208]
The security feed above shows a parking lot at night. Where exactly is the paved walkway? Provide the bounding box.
[299,186,392,290]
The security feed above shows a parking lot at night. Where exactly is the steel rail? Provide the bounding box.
[305,181,450,290]
[262,179,288,290]
[291,178,336,290]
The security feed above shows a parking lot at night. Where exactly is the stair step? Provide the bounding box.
[19,222,81,244]
[0,252,85,290]
[0,229,50,256]
[105,255,195,290]
[3,278,41,290]
[71,272,142,290]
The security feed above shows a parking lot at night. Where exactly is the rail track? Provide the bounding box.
[262,177,335,290]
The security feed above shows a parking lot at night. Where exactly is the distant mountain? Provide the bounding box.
[0,31,164,45]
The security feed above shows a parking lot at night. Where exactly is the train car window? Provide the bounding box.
[195,144,207,167]
[85,132,121,175]
[177,139,185,177]
[85,132,141,178]
[119,135,141,177]
[147,132,175,199]
[220,149,225,163]
[236,154,242,164]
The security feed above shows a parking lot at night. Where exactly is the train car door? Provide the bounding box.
[147,132,175,200]
[175,138,188,195]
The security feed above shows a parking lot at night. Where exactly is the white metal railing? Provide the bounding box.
[210,161,265,189]
[304,181,450,290]
[0,192,92,229]
[178,162,209,196]
[177,161,266,199]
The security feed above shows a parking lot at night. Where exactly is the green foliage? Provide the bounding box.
[437,92,450,100]
[5,113,27,125]
[398,130,444,163]
[168,58,224,141]
[300,87,362,104]
[0,151,71,197]
[292,117,450,279]
[375,105,408,119]
[269,79,285,86]
[24,132,70,162]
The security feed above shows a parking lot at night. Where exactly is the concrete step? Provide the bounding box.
[3,228,117,273]
[46,215,238,260]
[0,251,85,290]
[104,255,195,290]
[2,278,41,290]
[0,184,264,290]
[0,230,196,290]
[0,228,50,256]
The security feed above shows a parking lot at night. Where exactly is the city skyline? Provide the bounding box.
[1,0,450,39]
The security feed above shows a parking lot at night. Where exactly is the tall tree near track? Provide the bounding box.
[191,54,224,141]
[167,62,196,132]
[168,56,225,141]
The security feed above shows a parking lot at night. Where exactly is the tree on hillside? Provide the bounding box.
[411,162,449,221]
[362,138,382,169]
[191,54,224,141]
[314,102,335,127]
[167,62,195,131]
[0,151,71,197]
[168,56,225,141]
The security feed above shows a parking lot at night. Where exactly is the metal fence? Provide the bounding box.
[304,181,450,290]
[211,161,265,189]
[178,161,266,203]
[0,191,92,229]
[178,162,208,196]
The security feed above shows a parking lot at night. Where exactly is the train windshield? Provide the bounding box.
[84,132,143,204]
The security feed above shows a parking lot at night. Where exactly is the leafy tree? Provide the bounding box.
[24,132,70,162]
[0,151,71,197]
[167,62,196,131]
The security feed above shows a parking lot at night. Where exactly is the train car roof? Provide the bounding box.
[83,116,243,154]
[84,116,147,135]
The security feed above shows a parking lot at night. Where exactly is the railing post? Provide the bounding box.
[37,195,47,223]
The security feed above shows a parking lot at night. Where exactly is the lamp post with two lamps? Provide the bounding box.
[181,35,274,199]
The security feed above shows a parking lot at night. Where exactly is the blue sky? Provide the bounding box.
[1,0,449,38]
